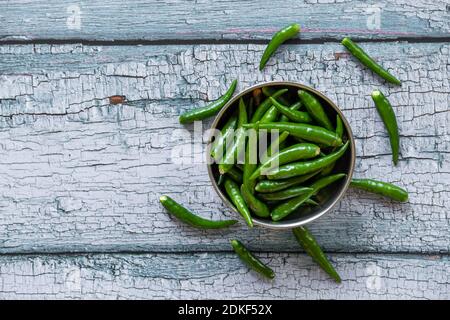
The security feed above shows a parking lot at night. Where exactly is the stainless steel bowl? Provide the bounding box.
[207,81,355,229]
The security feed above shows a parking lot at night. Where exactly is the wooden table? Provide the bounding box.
[0,0,448,299]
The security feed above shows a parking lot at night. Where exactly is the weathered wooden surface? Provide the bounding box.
[0,253,448,299]
[1,1,449,42]
[0,43,448,254]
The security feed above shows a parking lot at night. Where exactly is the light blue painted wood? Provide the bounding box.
[0,42,448,254]
[0,0,448,42]
[0,253,448,299]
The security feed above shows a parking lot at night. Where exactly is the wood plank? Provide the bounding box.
[0,1,449,42]
[0,43,448,253]
[0,252,448,299]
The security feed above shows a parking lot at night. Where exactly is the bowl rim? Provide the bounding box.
[206,81,356,229]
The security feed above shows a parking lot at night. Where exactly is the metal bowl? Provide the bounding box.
[207,81,355,229]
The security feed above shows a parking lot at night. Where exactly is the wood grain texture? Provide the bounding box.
[0,0,449,42]
[0,253,448,299]
[0,42,448,254]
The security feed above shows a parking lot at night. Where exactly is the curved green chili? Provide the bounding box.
[297,90,333,131]
[240,184,270,218]
[279,101,302,122]
[372,90,400,165]
[254,171,321,193]
[258,186,314,201]
[320,114,344,176]
[224,178,253,227]
[219,98,248,174]
[259,91,291,123]
[160,195,237,229]
[350,178,408,202]
[293,226,341,283]
[341,37,401,85]
[262,86,291,106]
[250,143,320,180]
[250,88,288,123]
[179,79,237,123]
[271,189,315,221]
[267,141,350,179]
[259,23,300,70]
[231,239,275,279]
[242,122,342,147]
[270,97,312,123]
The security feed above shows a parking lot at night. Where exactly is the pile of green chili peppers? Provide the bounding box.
[159,25,408,282]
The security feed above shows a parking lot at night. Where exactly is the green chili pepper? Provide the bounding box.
[259,91,291,123]
[254,171,321,193]
[250,143,321,181]
[243,132,258,193]
[262,86,291,106]
[179,79,237,124]
[341,37,401,85]
[230,239,275,279]
[350,178,408,202]
[211,114,238,161]
[160,195,237,229]
[271,189,315,221]
[250,88,288,123]
[219,98,248,174]
[279,101,302,122]
[242,122,342,147]
[259,131,290,164]
[259,23,300,70]
[217,174,225,186]
[226,166,243,184]
[310,173,347,194]
[258,186,314,201]
[372,90,400,165]
[267,141,349,179]
[270,97,312,123]
[297,90,333,131]
[224,178,253,227]
[320,115,344,176]
[240,184,270,218]
[293,226,341,283]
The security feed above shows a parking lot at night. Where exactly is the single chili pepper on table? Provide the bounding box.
[230,239,275,279]
[240,184,270,218]
[258,186,314,201]
[179,79,237,124]
[259,23,300,71]
[350,178,408,202]
[293,226,341,283]
[341,37,401,85]
[371,90,400,165]
[250,88,288,123]
[320,114,345,176]
[270,97,312,123]
[254,171,321,193]
[271,189,315,221]
[266,141,349,179]
[250,143,321,180]
[224,178,253,227]
[159,196,237,229]
[219,98,248,174]
[297,90,334,131]
[242,122,343,147]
